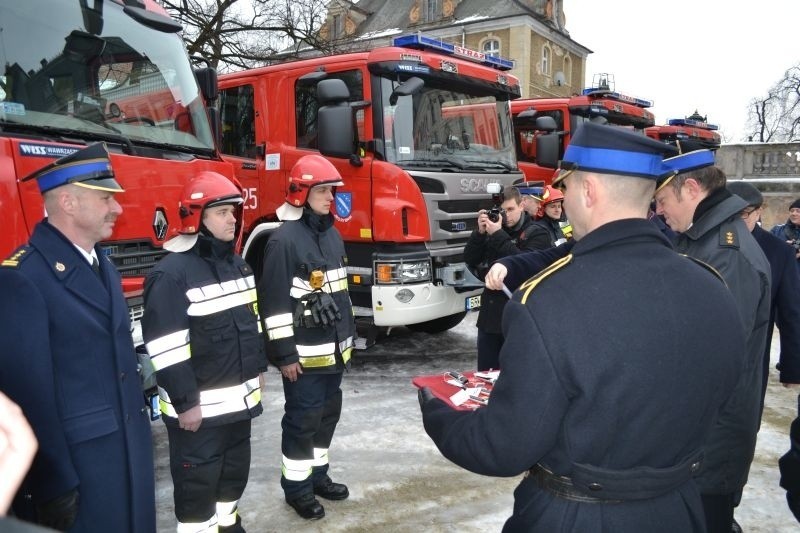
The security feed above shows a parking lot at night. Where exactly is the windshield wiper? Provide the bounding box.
[399,157,470,170]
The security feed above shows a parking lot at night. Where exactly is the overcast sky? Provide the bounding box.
[564,0,800,142]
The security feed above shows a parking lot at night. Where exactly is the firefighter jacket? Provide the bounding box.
[142,234,266,428]
[530,216,569,248]
[0,220,155,532]
[258,209,355,373]
[672,189,771,495]
[464,212,539,334]
[422,219,747,532]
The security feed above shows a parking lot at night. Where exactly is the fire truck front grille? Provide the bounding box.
[100,240,167,277]
[433,199,492,238]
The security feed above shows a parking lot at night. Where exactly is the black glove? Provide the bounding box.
[37,488,79,531]
[418,386,435,410]
[309,291,341,327]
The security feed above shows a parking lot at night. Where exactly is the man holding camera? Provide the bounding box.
[464,186,540,371]
[771,198,800,261]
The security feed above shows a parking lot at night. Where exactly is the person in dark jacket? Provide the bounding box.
[142,172,266,532]
[257,155,356,521]
[0,143,156,532]
[527,185,572,247]
[727,181,800,395]
[655,153,771,533]
[770,198,800,261]
[419,123,745,533]
[464,186,540,370]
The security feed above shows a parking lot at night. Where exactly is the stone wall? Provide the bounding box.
[717,143,800,229]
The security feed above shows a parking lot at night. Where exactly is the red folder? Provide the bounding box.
[412,370,497,411]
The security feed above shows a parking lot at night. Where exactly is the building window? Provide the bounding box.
[482,39,501,57]
[541,45,551,77]
[332,14,343,39]
[563,56,572,85]
[424,0,441,22]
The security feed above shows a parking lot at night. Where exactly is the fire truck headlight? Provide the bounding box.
[374,260,432,284]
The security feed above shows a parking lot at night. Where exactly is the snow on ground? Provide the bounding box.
[151,314,800,531]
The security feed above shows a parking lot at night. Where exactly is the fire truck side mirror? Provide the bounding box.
[194,67,219,102]
[536,133,560,169]
[317,79,356,160]
[534,116,558,132]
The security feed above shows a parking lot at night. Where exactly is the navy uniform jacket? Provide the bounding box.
[0,221,155,533]
[422,219,745,532]
[751,225,800,386]
[672,191,771,495]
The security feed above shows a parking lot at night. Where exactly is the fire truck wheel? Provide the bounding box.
[407,312,466,334]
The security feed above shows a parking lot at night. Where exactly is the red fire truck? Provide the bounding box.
[0,0,235,320]
[217,34,523,333]
[646,112,722,152]
[512,75,656,184]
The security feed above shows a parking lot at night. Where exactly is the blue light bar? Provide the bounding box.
[392,34,515,71]
[668,118,719,130]
[581,88,653,108]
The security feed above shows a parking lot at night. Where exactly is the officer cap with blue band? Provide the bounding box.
[513,181,544,200]
[656,149,716,193]
[22,142,124,194]
[552,122,678,187]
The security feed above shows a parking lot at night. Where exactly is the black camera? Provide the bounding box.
[486,183,504,223]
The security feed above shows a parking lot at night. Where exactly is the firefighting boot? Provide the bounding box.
[286,493,325,520]
[219,515,245,533]
[313,476,349,501]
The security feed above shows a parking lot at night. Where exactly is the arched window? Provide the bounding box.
[563,56,572,85]
[424,0,441,22]
[541,45,551,77]
[482,39,501,57]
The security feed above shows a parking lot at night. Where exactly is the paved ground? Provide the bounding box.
[150,314,800,532]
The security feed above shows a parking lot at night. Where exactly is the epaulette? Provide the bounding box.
[1,245,32,268]
[680,254,728,288]
[518,254,573,304]
[718,221,740,249]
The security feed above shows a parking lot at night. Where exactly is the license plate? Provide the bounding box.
[465,294,481,311]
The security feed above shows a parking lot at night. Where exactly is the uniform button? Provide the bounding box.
[120,372,126,381]
[126,414,131,422]
[690,461,701,473]
[140,407,148,415]
[587,482,603,491]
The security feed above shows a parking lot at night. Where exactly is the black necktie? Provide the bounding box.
[91,256,101,278]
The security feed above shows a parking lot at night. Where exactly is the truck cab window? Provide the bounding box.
[219,85,256,158]
[295,70,363,149]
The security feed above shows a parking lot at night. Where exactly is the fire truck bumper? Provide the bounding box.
[370,284,482,327]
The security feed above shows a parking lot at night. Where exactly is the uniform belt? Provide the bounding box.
[528,464,623,503]
[528,452,703,503]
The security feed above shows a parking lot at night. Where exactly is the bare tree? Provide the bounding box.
[745,65,800,142]
[160,0,359,71]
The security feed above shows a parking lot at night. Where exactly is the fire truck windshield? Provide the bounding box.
[0,1,215,153]
[378,76,516,171]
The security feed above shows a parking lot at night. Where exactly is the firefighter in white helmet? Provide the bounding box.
[142,171,266,533]
[257,154,355,520]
